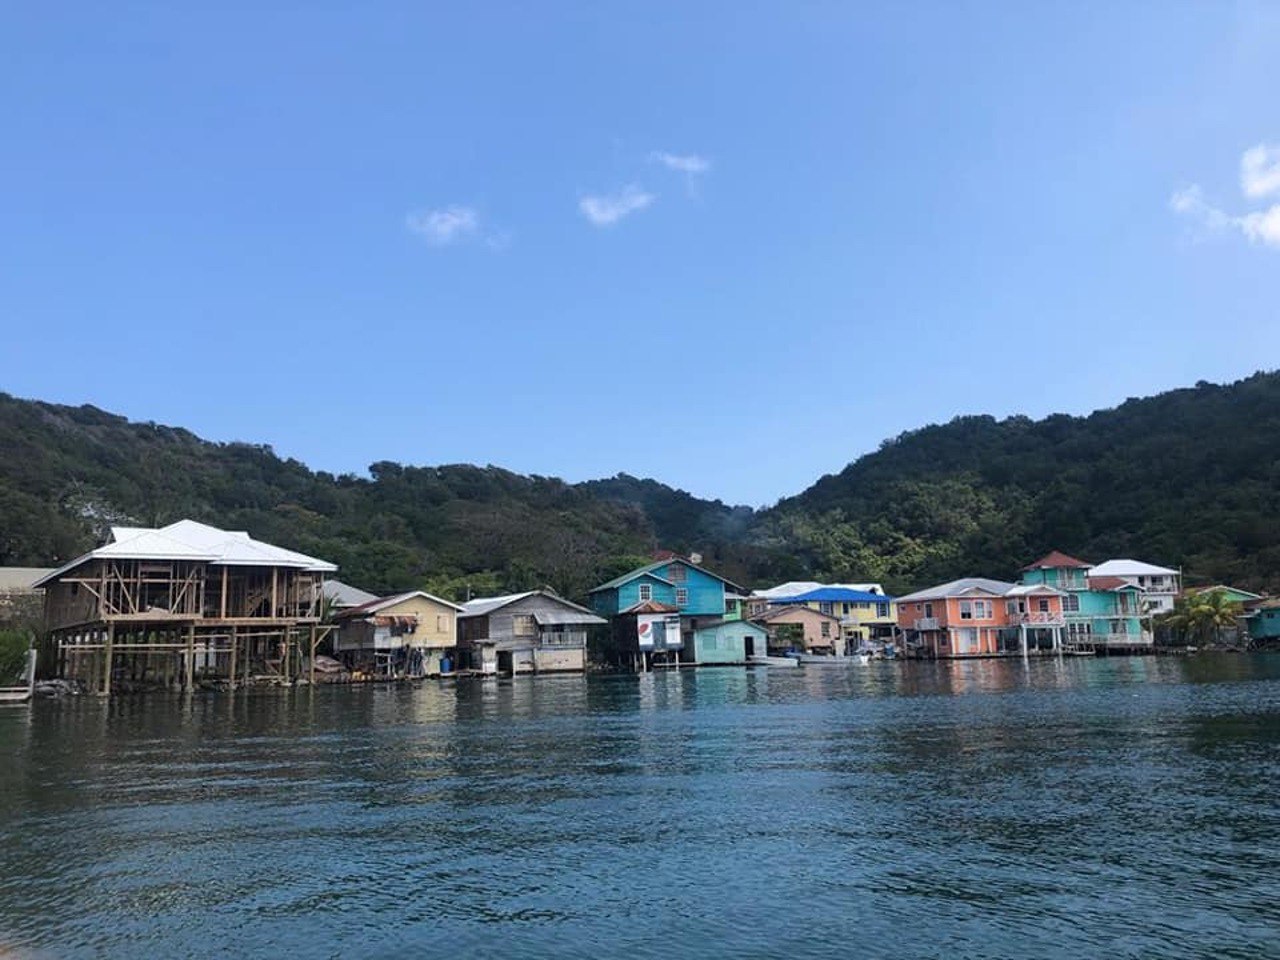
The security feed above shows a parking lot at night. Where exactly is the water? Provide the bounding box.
[2,656,1279,959]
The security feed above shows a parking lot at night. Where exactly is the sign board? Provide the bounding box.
[637,613,683,651]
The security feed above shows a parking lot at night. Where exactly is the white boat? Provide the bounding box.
[749,655,800,668]
[0,649,37,703]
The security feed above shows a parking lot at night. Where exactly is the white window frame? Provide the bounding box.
[638,583,652,602]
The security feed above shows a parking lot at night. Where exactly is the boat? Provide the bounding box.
[0,649,37,704]
[788,652,864,665]
[749,655,800,668]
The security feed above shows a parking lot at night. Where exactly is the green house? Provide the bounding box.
[689,619,768,664]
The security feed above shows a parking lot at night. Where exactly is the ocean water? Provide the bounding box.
[1,655,1278,958]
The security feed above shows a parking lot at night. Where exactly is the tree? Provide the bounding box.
[1159,590,1244,647]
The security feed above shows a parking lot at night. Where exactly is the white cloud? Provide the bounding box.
[1170,144,1280,251]
[1241,143,1280,200]
[650,151,712,175]
[578,184,656,227]
[405,205,480,246]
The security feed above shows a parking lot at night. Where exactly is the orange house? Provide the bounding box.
[895,577,1066,658]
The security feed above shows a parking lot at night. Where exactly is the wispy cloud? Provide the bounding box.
[650,151,711,175]
[406,205,480,246]
[1171,143,1280,250]
[1241,144,1280,200]
[578,184,656,227]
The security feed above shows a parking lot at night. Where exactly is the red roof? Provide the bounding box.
[622,600,680,614]
[1021,550,1091,571]
[1088,576,1135,591]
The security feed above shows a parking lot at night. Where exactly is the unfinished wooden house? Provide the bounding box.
[35,519,337,694]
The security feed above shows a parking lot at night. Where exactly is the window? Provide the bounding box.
[512,614,537,637]
[638,583,652,602]
[960,600,973,620]
[842,603,850,615]
[1064,594,1080,613]
[675,588,689,605]
[961,600,992,620]
[820,621,831,637]
[1037,598,1050,613]
[876,603,889,618]
[923,602,934,618]
[819,602,833,615]
[436,615,448,632]
[1006,600,1018,616]
[669,564,687,583]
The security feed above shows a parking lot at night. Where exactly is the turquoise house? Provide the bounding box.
[689,618,768,664]
[588,557,742,619]
[1020,551,1150,648]
[1244,601,1280,644]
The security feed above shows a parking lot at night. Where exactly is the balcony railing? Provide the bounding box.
[1012,612,1065,627]
[914,617,939,631]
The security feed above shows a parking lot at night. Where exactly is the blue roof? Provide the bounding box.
[780,588,896,604]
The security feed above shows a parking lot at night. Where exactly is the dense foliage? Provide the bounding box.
[1,371,1277,602]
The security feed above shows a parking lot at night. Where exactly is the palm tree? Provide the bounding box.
[1159,590,1243,647]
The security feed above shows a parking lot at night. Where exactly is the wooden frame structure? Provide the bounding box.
[37,521,337,695]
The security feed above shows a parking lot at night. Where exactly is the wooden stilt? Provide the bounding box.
[102,623,114,697]
[185,623,195,691]
[229,626,238,691]
[308,625,317,687]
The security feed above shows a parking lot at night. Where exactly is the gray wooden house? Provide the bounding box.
[457,589,605,675]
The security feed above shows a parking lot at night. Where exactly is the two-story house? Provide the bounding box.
[765,587,898,650]
[1087,559,1182,614]
[589,557,743,638]
[332,590,463,677]
[895,577,1066,658]
[1021,551,1152,649]
[457,589,605,676]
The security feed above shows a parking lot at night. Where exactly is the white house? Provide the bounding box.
[1088,559,1182,613]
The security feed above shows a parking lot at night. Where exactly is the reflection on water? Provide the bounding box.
[1,656,1279,958]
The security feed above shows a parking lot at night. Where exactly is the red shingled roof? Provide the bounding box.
[1088,576,1136,591]
[1021,550,1091,571]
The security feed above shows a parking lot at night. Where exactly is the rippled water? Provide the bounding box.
[2,656,1279,958]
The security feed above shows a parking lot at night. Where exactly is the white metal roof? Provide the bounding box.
[751,580,884,599]
[323,579,379,608]
[34,519,337,587]
[459,589,601,620]
[1088,559,1179,578]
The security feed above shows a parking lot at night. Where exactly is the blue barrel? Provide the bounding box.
[440,655,453,674]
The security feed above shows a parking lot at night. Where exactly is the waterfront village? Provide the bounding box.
[2,518,1278,697]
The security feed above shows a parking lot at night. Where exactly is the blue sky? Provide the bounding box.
[3,3,1279,506]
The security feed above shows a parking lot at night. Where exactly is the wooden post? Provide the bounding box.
[229,626,238,691]
[102,623,114,697]
[309,625,317,687]
[185,623,195,691]
[220,567,228,618]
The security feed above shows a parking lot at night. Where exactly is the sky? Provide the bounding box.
[2,3,1279,507]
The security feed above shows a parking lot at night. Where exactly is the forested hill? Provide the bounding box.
[1,371,1278,601]
[760,372,1280,593]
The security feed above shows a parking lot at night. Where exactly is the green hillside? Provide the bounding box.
[1,371,1278,602]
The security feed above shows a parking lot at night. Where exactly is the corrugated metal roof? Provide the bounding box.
[896,578,1017,603]
[323,579,379,608]
[458,589,601,620]
[778,588,897,604]
[335,589,464,619]
[1089,559,1178,577]
[750,581,885,599]
[34,519,337,587]
[0,567,54,592]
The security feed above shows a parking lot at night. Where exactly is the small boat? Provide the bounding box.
[749,655,800,668]
[0,649,37,704]
[788,652,860,665]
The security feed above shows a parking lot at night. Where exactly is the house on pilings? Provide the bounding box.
[35,519,337,695]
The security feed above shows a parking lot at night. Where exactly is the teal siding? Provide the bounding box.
[1247,608,1280,640]
[691,621,768,664]
[590,560,730,618]
[591,574,677,616]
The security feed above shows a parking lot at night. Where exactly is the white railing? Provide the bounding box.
[914,618,939,631]
[1013,612,1065,626]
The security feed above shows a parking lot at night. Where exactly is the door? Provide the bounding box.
[497,650,514,675]
[744,635,756,658]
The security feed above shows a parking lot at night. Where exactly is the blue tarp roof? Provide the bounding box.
[779,588,896,604]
